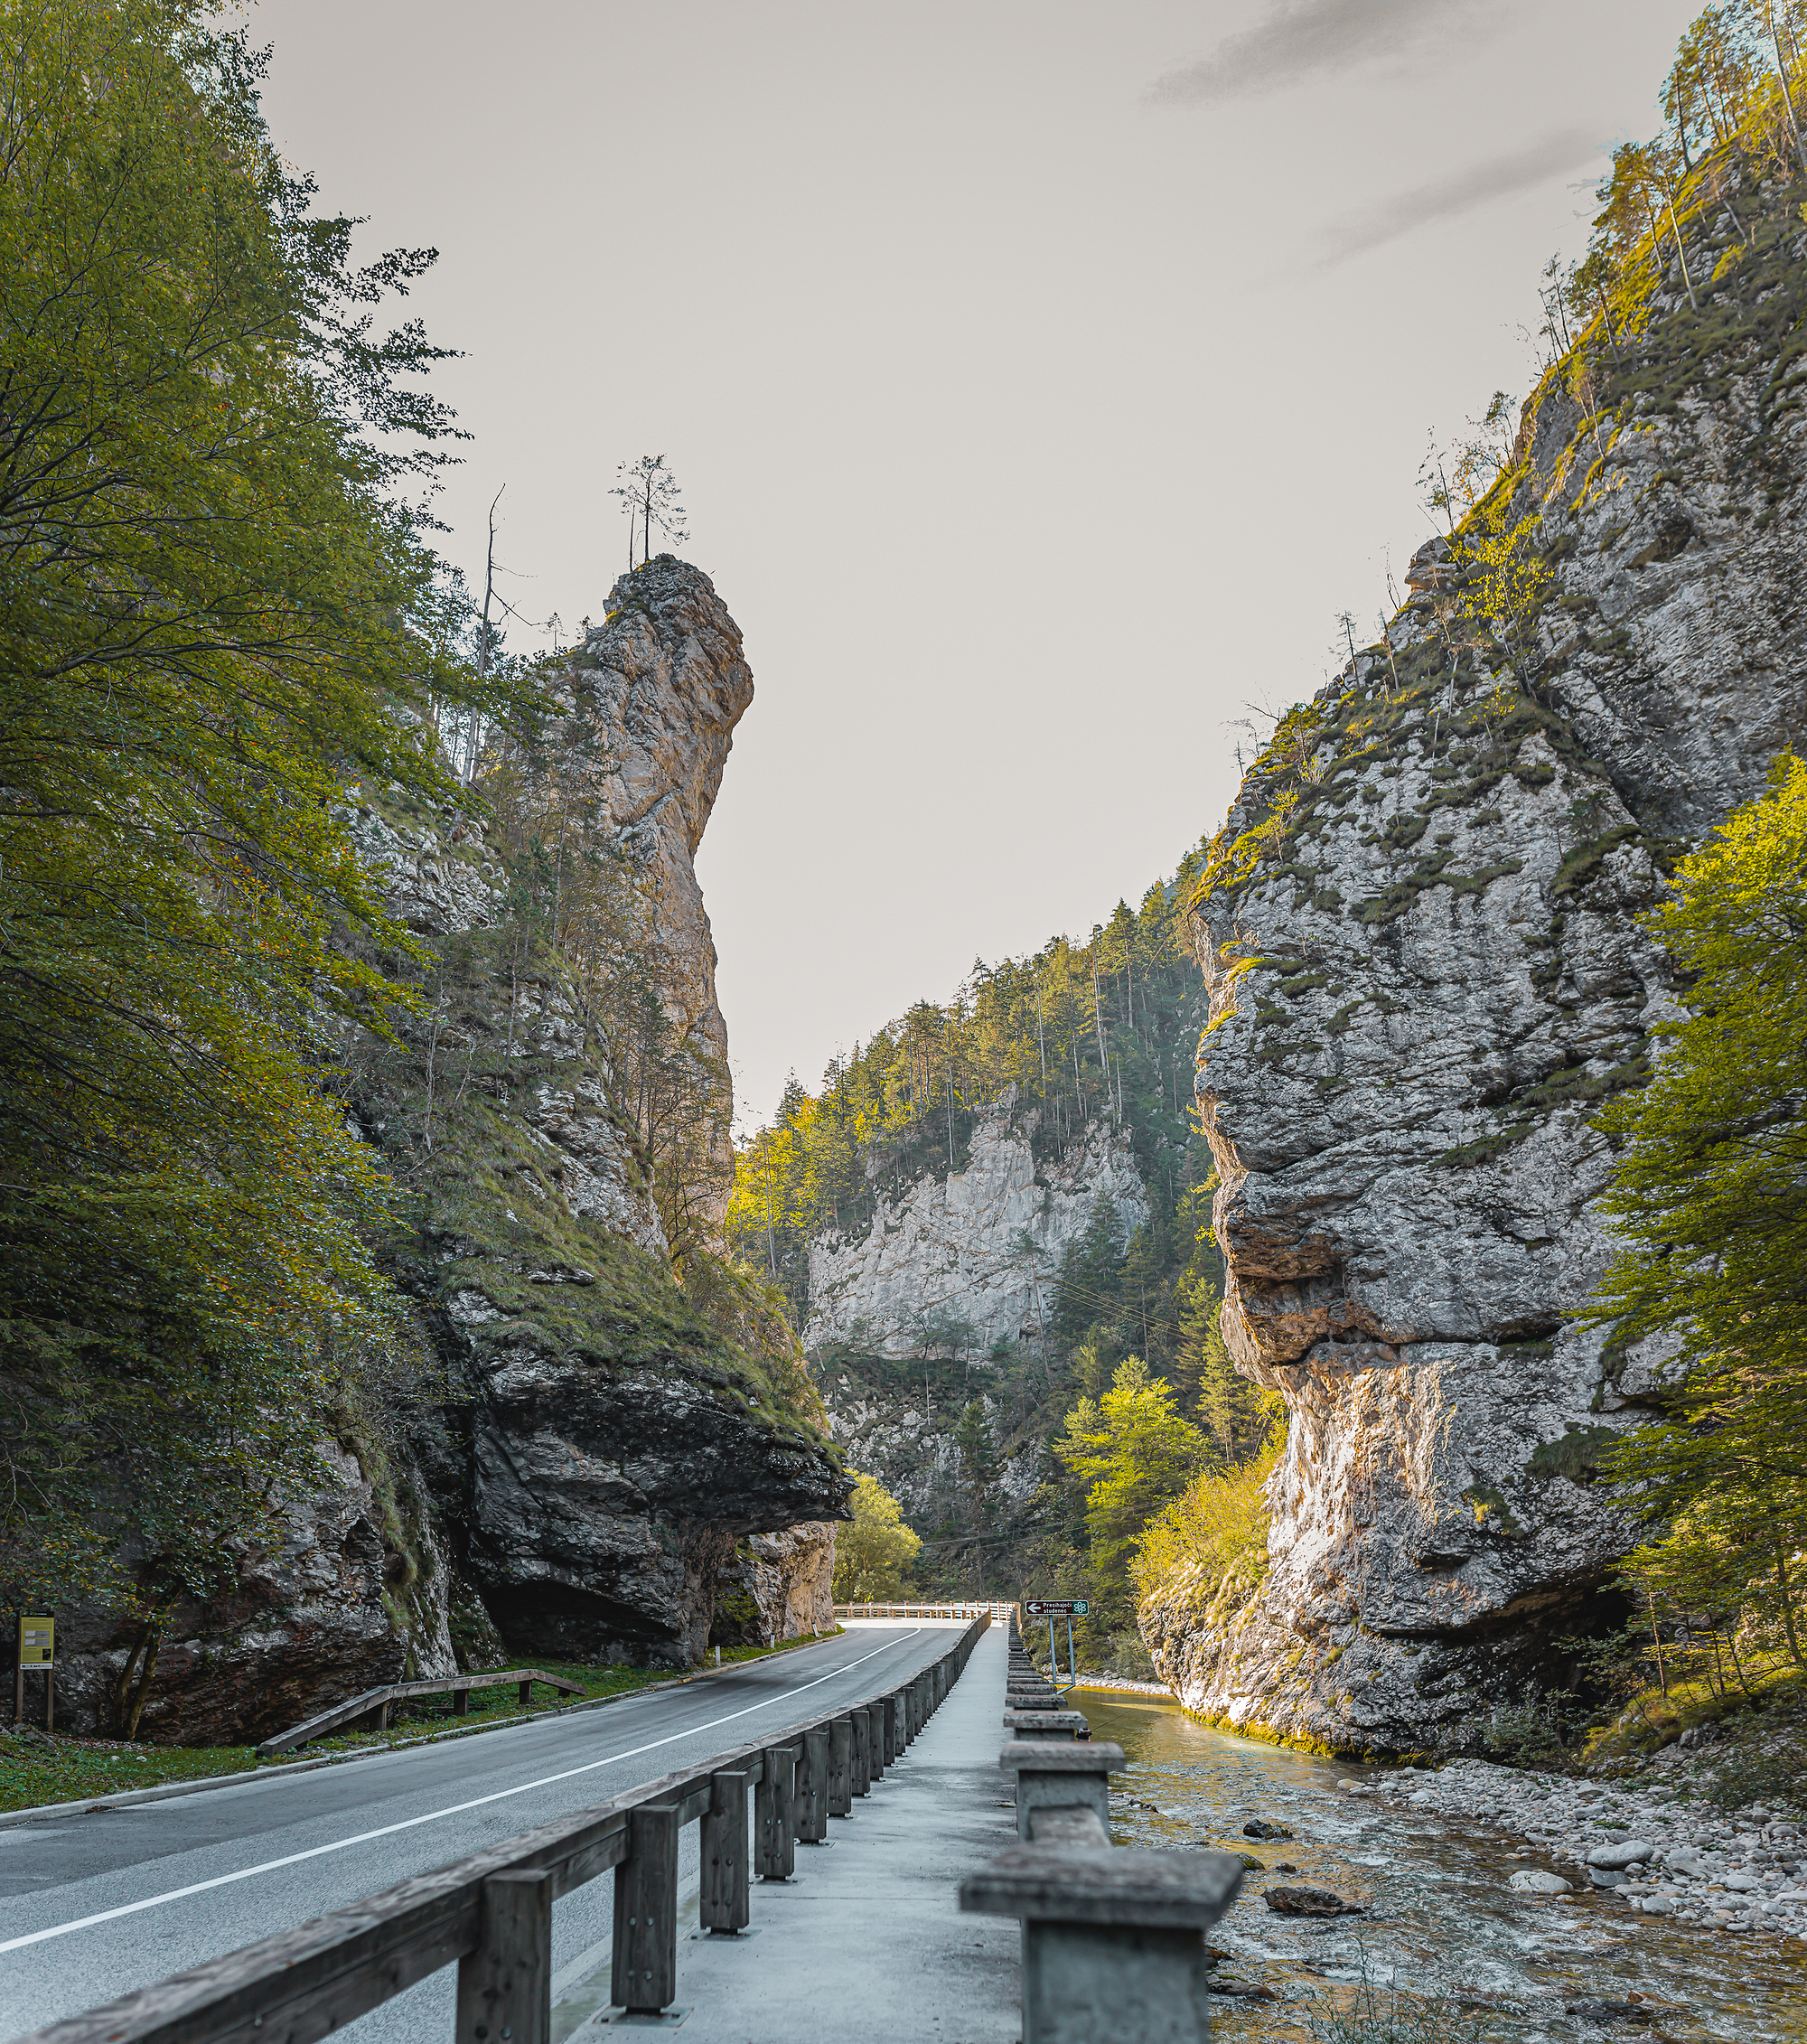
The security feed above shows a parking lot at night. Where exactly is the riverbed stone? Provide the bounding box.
[1587,1839,1655,1870]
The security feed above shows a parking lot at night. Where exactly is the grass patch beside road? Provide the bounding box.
[0,1627,843,1814]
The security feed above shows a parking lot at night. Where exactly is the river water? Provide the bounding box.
[1086,1693,1807,2041]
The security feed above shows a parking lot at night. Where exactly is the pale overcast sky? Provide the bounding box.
[246,0,1696,1128]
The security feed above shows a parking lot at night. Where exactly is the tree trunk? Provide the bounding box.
[1648,1589,1669,1698]
[1772,5,1807,181]
[113,1613,166,1739]
[1777,1543,1805,1669]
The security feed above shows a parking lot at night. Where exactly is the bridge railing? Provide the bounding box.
[836,1600,1019,1624]
[13,1617,988,2044]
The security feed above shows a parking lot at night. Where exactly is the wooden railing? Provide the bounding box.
[256,1668,585,1755]
[14,1617,988,2044]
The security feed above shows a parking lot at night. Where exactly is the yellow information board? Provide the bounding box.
[19,1616,53,1666]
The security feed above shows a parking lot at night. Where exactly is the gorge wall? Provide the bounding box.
[808,1103,1148,1527]
[1143,213,1807,1753]
[51,558,847,1743]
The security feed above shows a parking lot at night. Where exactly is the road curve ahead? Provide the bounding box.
[0,1621,969,2042]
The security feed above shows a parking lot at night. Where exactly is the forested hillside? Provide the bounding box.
[726,855,1278,1661]
[0,1,839,1739]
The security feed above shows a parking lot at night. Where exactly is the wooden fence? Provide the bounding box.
[14,1617,988,2044]
[257,1669,585,1755]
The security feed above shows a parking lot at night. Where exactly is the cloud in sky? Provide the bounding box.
[1315,127,1605,263]
[1148,0,1503,105]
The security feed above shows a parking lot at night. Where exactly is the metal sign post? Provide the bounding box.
[1021,1600,1088,1697]
[15,1614,53,1730]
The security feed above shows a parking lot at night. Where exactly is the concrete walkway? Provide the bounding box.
[569,1622,1020,2043]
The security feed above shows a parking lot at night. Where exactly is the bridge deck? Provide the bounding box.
[553,1622,1019,2043]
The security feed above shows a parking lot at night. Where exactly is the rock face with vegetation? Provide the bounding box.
[729,893,1227,1614]
[359,558,846,1674]
[1146,174,1807,1752]
[804,1102,1147,1358]
[43,562,845,1739]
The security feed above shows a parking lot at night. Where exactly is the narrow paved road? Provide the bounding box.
[0,1622,965,2043]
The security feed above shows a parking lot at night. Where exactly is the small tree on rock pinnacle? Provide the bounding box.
[612,454,689,568]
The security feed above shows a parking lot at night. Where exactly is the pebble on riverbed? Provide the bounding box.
[1264,1883,1365,1916]
[1361,1749,1807,1940]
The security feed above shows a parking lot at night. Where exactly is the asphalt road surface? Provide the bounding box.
[0,1621,967,2044]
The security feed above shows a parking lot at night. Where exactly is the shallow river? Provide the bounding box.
[1087,1693,1807,2041]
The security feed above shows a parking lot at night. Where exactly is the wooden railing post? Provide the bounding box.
[756,1744,797,1880]
[612,1803,679,2013]
[866,1702,886,1780]
[452,1685,470,1717]
[885,1692,904,1763]
[518,1679,532,1708]
[795,1725,829,1843]
[850,1707,871,1797]
[828,1714,853,1815]
[699,1768,751,1934]
[454,1869,552,2044]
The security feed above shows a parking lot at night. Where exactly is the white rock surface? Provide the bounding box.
[1147,325,1807,1749]
[805,1103,1147,1355]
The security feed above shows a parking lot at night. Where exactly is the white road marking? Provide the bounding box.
[0,1632,923,1955]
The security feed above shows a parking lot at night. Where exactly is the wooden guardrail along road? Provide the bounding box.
[16,1618,989,2043]
[255,1667,586,1755]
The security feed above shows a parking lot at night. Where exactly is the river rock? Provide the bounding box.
[1565,2002,1657,2028]
[1264,1884,1364,1917]
[1587,1839,1654,1870]
[1509,1869,1572,1895]
[1244,1819,1295,1840]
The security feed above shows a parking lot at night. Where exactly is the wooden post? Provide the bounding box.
[828,1715,853,1815]
[886,1692,904,1763]
[612,1803,679,2013]
[518,1679,532,1708]
[699,1769,751,1933]
[850,1708,871,1797]
[756,1744,797,1880]
[454,1869,552,2044]
[796,1726,829,1843]
[867,1702,886,1777]
[453,1686,470,1716]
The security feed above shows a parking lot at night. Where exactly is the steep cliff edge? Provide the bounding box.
[47,561,845,1739]
[365,558,847,1671]
[808,1103,1147,1528]
[1146,202,1807,1752]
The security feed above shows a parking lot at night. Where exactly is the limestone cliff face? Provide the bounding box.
[51,562,842,1739]
[805,1103,1147,1357]
[1145,246,1807,1751]
[576,555,752,1158]
[370,559,846,1671]
[806,1104,1146,1528]
[50,1441,456,1746]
